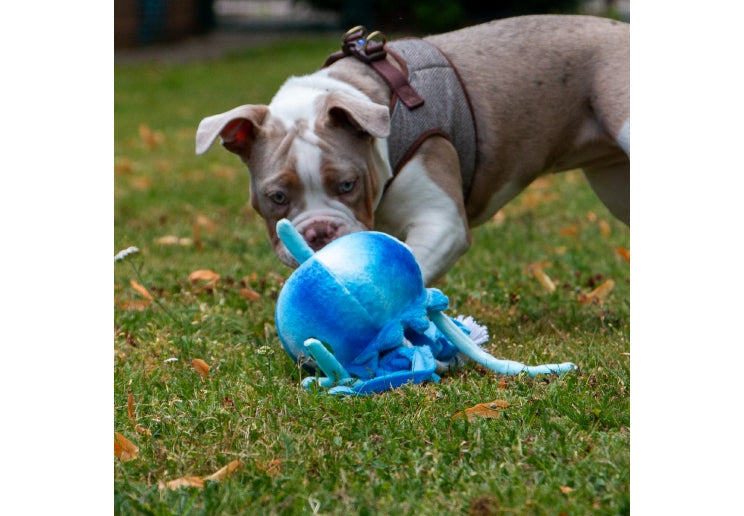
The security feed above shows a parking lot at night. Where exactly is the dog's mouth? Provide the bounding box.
[274,212,369,267]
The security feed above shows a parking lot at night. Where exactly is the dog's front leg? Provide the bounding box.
[375,138,471,285]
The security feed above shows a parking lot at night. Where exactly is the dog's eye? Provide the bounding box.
[338,180,356,194]
[268,191,288,205]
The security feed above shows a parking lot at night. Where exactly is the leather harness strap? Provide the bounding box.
[323,27,425,109]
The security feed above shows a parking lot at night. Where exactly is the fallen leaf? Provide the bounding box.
[189,270,220,283]
[114,432,139,462]
[559,225,579,238]
[559,486,574,495]
[156,235,193,246]
[192,358,210,377]
[158,460,242,490]
[239,287,261,302]
[117,299,151,311]
[453,399,511,422]
[195,214,218,233]
[578,279,615,304]
[114,157,133,175]
[204,459,242,481]
[130,279,154,301]
[189,269,220,293]
[586,211,598,223]
[525,262,556,293]
[127,392,151,435]
[492,210,506,226]
[128,176,152,191]
[159,476,205,490]
[192,221,202,252]
[139,124,165,149]
[616,247,630,263]
[598,219,611,238]
[257,458,282,477]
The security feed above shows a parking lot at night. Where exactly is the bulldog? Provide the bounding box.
[196,15,629,286]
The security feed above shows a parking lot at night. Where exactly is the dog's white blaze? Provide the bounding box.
[292,136,327,209]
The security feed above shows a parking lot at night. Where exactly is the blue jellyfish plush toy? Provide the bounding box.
[274,219,576,395]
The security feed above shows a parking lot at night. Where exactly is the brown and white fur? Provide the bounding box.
[196,15,629,285]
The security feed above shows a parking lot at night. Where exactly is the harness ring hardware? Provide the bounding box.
[363,31,387,54]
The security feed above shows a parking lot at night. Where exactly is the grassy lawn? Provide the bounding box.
[114,35,629,515]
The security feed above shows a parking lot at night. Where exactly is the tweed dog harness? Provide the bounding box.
[324,28,477,196]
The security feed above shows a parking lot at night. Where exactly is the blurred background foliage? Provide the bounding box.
[309,0,581,33]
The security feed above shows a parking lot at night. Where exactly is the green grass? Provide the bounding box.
[115,36,629,515]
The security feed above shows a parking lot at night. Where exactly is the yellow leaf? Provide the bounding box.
[453,400,511,422]
[578,279,615,304]
[204,459,242,481]
[525,262,556,293]
[130,279,154,301]
[192,358,210,377]
[114,432,139,462]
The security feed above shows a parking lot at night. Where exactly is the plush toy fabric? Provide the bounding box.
[274,219,576,395]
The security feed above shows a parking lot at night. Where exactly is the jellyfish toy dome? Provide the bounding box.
[273,219,576,395]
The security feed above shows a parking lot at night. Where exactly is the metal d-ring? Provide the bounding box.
[344,25,367,41]
[363,30,387,53]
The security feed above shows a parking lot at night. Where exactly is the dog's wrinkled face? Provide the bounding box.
[196,76,392,268]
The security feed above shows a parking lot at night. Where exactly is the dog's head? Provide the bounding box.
[196,75,392,268]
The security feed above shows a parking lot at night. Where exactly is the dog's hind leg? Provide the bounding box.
[583,157,630,225]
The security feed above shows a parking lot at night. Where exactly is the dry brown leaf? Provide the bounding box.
[492,210,506,226]
[586,211,598,223]
[257,458,282,477]
[114,432,139,462]
[128,176,152,191]
[559,225,579,238]
[598,219,611,238]
[159,476,205,490]
[525,262,556,293]
[239,287,261,302]
[189,270,220,283]
[192,358,210,377]
[453,400,511,422]
[578,279,615,304]
[195,214,218,233]
[127,392,151,436]
[114,157,133,175]
[158,460,242,490]
[616,247,630,263]
[204,459,242,481]
[156,235,193,246]
[130,279,154,301]
[559,486,574,495]
[117,299,151,311]
[139,124,165,148]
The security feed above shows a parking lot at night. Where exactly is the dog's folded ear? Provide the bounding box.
[322,92,390,139]
[195,105,270,157]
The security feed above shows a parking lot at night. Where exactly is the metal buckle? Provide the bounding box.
[341,26,387,63]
